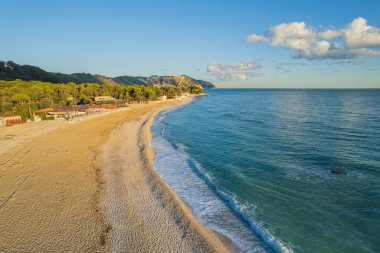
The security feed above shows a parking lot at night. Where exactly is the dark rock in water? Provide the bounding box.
[331,168,347,175]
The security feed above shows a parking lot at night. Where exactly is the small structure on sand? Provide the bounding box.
[35,107,86,119]
[100,104,118,109]
[35,104,121,120]
[95,96,116,103]
[128,100,149,104]
[0,114,24,127]
[158,95,167,101]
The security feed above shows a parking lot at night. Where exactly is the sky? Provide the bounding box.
[1,0,380,88]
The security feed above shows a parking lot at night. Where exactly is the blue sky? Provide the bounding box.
[1,0,379,88]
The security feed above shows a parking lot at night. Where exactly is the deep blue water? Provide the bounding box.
[151,89,380,253]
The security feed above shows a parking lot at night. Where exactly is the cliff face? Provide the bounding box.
[194,79,215,89]
[0,61,215,88]
[147,75,214,88]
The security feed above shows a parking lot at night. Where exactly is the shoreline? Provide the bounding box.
[142,100,241,252]
[145,101,244,253]
[0,96,231,252]
[102,96,231,252]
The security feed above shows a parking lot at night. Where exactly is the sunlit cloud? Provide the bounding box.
[245,34,269,43]
[246,17,380,60]
[207,60,263,81]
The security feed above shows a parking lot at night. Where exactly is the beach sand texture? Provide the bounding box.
[0,98,228,252]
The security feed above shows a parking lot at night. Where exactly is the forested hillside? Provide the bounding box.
[0,79,202,118]
[0,61,215,88]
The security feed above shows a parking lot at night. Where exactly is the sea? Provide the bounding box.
[150,89,380,253]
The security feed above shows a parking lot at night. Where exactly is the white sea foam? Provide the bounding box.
[150,110,293,253]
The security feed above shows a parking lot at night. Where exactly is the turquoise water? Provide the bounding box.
[151,89,380,253]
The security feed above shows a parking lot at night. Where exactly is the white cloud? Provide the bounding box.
[320,29,342,39]
[207,60,263,81]
[344,17,380,49]
[246,17,380,60]
[269,22,315,49]
[245,34,268,43]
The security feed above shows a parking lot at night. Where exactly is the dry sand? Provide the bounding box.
[0,98,229,252]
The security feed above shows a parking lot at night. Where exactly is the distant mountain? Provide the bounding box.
[0,60,215,88]
[112,75,149,85]
[112,75,215,89]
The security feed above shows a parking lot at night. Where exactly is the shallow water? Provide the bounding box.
[151,89,380,253]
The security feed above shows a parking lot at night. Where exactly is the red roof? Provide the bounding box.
[35,108,55,113]
[101,104,118,109]
[87,105,102,109]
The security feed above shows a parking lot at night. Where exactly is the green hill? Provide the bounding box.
[0,60,215,88]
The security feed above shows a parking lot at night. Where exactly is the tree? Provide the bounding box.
[0,79,195,116]
[163,86,177,98]
[29,85,44,101]
[12,93,30,105]
[153,86,164,97]
[189,84,202,94]
[144,87,157,101]
[78,94,92,104]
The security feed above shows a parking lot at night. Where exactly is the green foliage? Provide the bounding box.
[13,104,31,119]
[0,79,203,117]
[41,115,55,120]
[163,86,181,98]
[145,88,157,100]
[12,93,30,104]
[189,84,202,94]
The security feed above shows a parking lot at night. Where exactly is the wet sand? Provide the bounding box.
[0,98,228,252]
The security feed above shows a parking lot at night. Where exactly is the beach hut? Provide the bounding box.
[158,95,167,101]
[95,96,116,103]
[35,108,55,115]
[0,114,24,127]
[35,107,84,119]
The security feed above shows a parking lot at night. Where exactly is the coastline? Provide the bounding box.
[142,100,240,252]
[102,96,231,252]
[0,96,230,252]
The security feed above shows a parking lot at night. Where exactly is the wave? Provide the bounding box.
[178,143,292,253]
[151,109,293,253]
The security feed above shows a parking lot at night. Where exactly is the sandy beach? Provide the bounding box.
[0,97,228,252]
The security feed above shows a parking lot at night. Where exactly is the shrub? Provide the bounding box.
[41,115,55,120]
